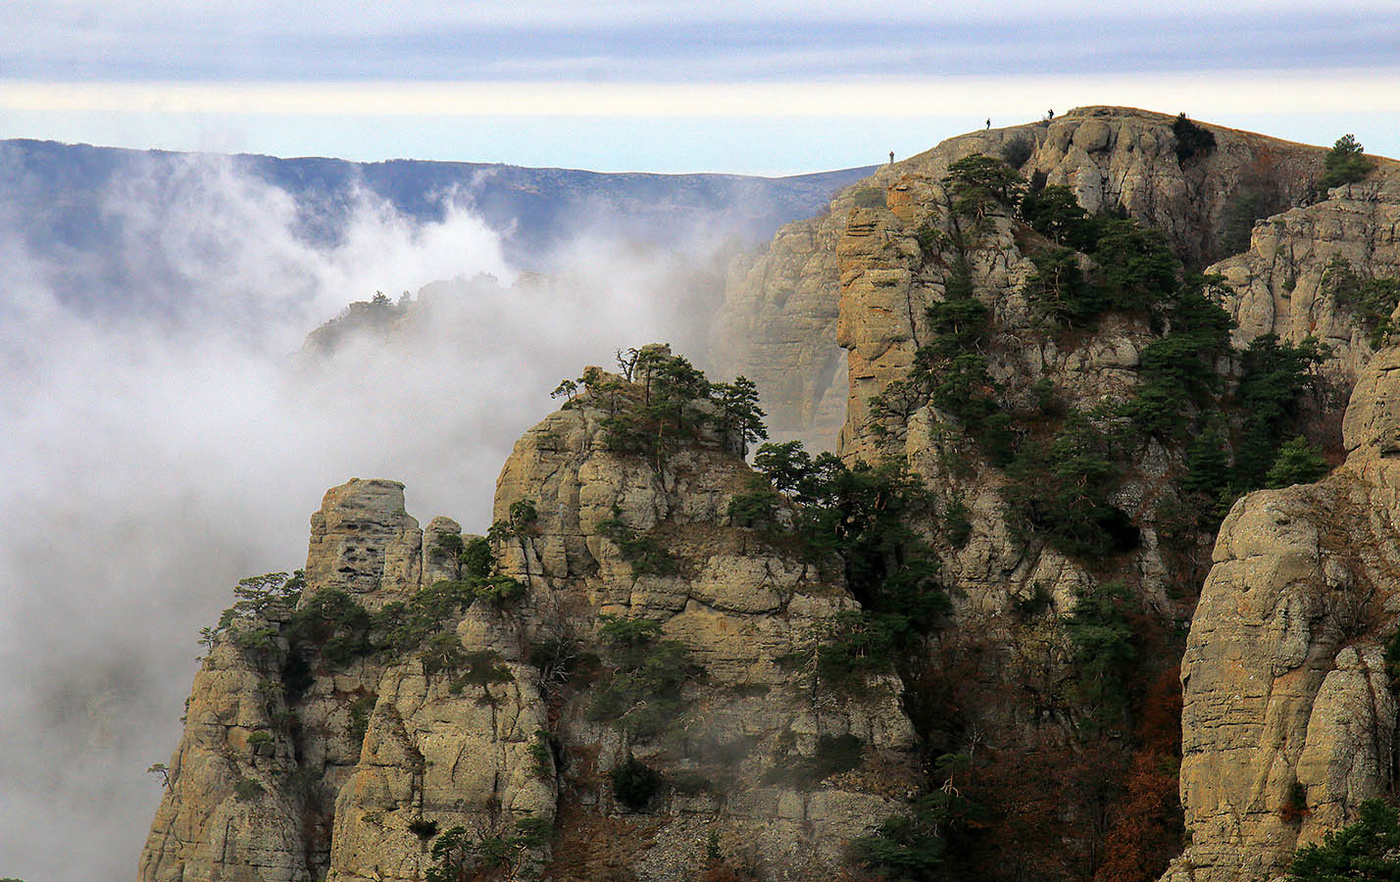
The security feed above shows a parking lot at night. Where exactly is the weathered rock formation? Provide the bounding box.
[303,479,463,606]
[714,106,1329,450]
[140,480,494,882]
[1164,344,1400,882]
[1147,163,1400,882]
[831,128,1175,609]
[143,109,1400,882]
[140,377,918,882]
[810,106,1400,879]
[1214,178,1400,383]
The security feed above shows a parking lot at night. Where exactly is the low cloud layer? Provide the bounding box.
[0,154,728,880]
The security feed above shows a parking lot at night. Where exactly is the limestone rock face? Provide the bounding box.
[1028,108,1323,267]
[1166,347,1400,882]
[782,109,1400,882]
[140,632,313,882]
[141,379,919,881]
[143,112,1400,882]
[795,110,1260,878]
[712,218,850,451]
[487,381,918,877]
[304,479,427,606]
[1342,345,1400,456]
[808,109,1400,878]
[829,143,1173,624]
[325,652,556,882]
[141,481,475,882]
[713,106,1327,449]
[1211,179,1400,386]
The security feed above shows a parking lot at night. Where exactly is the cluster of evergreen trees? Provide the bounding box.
[876,152,1334,562]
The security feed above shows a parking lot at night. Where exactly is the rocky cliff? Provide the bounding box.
[713,106,1328,450]
[144,109,1400,882]
[1215,178,1400,383]
[139,479,475,882]
[141,359,918,882]
[1163,343,1400,882]
[1162,184,1400,880]
[774,106,1400,879]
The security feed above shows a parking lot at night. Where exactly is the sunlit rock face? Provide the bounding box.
[140,371,919,882]
[1154,163,1400,882]
[303,479,426,605]
[713,105,1327,451]
[1163,343,1400,882]
[1212,180,1400,385]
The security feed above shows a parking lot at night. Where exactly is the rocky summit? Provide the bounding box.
[142,364,917,881]
[144,107,1400,882]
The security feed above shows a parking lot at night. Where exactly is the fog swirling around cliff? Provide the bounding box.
[0,153,733,881]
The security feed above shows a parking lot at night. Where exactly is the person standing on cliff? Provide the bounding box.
[889,150,894,165]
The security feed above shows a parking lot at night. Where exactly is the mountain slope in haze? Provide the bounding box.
[0,137,872,311]
[0,135,872,882]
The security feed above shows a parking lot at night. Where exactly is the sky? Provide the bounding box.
[3,0,1400,174]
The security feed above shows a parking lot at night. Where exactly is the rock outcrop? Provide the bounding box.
[1213,179,1400,384]
[1149,159,1400,882]
[140,368,918,882]
[140,627,315,882]
[1166,344,1400,882]
[713,106,1328,449]
[830,131,1171,610]
[712,202,852,450]
[141,479,496,882]
[303,479,451,606]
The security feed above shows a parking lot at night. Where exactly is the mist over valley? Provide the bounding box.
[0,140,863,881]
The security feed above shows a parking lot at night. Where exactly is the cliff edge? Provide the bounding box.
[713,106,1329,450]
[140,355,918,882]
[142,109,1400,882]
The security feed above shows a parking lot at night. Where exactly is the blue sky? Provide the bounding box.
[3,1,1399,173]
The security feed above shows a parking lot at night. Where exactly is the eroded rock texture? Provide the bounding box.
[140,382,918,882]
[1214,179,1400,383]
[141,479,496,882]
[713,105,1328,450]
[1164,345,1400,882]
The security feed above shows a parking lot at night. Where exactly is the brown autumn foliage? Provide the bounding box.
[700,865,761,882]
[895,606,1186,882]
[973,737,1080,882]
[1093,666,1185,882]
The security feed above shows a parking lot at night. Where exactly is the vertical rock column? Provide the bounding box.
[304,478,426,607]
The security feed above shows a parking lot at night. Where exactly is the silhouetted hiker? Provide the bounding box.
[1047,108,1054,120]
[889,150,894,165]
[986,118,991,129]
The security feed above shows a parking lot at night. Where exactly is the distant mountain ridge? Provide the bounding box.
[0,138,874,302]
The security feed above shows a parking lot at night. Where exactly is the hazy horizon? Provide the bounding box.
[6,2,1400,174]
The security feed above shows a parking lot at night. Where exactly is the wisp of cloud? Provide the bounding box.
[0,153,726,881]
